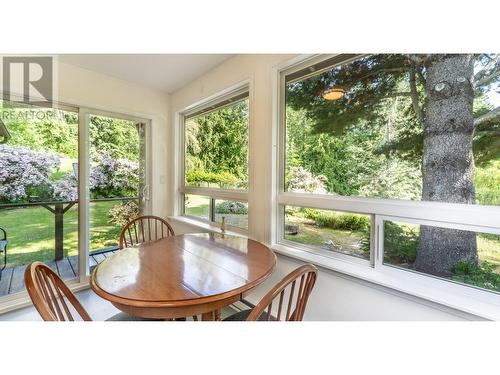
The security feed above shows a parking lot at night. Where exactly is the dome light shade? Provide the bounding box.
[322,87,345,101]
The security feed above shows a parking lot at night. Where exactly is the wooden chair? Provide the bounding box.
[224,264,318,321]
[0,227,7,281]
[24,262,153,321]
[119,215,175,249]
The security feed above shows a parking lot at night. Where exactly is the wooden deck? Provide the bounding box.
[0,250,119,297]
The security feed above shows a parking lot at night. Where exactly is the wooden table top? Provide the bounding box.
[90,233,276,309]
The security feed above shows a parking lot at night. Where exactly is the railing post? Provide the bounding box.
[54,203,64,261]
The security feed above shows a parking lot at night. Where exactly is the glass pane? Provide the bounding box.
[284,206,370,260]
[214,200,248,230]
[184,194,210,220]
[383,220,500,293]
[89,115,142,253]
[184,98,249,190]
[0,101,79,296]
[285,54,500,206]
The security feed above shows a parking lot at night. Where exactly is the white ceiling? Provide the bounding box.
[58,54,232,94]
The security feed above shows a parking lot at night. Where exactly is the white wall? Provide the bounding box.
[57,62,170,218]
[168,55,480,321]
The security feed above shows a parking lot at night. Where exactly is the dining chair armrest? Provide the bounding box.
[0,227,6,241]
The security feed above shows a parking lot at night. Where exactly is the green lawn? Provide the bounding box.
[0,201,123,267]
[184,194,210,219]
[285,215,368,259]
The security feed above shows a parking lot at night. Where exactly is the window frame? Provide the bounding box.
[178,82,250,233]
[275,54,500,309]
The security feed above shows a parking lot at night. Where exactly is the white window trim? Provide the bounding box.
[176,81,250,233]
[273,54,500,319]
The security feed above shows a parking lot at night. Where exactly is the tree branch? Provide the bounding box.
[474,55,500,87]
[347,92,412,106]
[405,54,432,66]
[474,106,500,128]
[350,67,408,86]
[475,69,500,87]
[409,67,424,125]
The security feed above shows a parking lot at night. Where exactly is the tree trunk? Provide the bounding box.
[414,55,478,276]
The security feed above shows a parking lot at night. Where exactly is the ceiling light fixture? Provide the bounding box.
[322,87,345,101]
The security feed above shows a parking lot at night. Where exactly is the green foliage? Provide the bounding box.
[383,221,419,264]
[89,115,140,161]
[300,208,370,232]
[475,160,500,205]
[285,105,422,200]
[185,100,248,186]
[108,200,139,227]
[1,105,79,158]
[215,201,248,215]
[186,169,241,189]
[451,261,500,292]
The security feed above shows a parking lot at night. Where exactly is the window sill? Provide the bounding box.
[166,216,500,320]
[272,243,500,321]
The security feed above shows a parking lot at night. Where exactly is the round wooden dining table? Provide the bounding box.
[90,232,276,320]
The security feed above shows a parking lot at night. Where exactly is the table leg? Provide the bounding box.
[201,312,214,321]
[201,309,221,321]
[214,309,221,321]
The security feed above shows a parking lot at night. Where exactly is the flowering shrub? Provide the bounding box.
[286,167,328,194]
[0,144,59,202]
[108,200,139,226]
[52,173,78,201]
[90,153,139,198]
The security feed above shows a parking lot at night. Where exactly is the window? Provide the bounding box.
[284,206,371,261]
[382,219,500,293]
[180,86,249,231]
[278,54,500,295]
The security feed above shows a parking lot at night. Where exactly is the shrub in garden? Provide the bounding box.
[186,169,240,188]
[302,208,370,232]
[90,152,139,198]
[52,173,78,201]
[0,144,59,202]
[451,260,500,292]
[215,201,248,215]
[108,200,140,227]
[286,167,328,194]
[383,221,418,264]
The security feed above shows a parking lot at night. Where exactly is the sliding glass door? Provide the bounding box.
[0,101,150,300]
[87,113,149,268]
[0,101,80,297]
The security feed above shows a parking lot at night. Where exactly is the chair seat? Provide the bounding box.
[223,309,277,321]
[105,312,162,321]
[0,240,7,252]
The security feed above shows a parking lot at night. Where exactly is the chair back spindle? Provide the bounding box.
[246,264,317,321]
[25,262,91,321]
[119,215,175,249]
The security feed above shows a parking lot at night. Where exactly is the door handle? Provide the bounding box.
[142,185,150,201]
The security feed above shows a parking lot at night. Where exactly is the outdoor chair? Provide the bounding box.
[224,264,318,321]
[119,215,175,249]
[24,262,156,321]
[0,227,7,281]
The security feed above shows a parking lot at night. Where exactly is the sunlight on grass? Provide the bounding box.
[0,201,125,267]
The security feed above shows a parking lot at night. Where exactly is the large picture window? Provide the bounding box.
[181,87,249,231]
[279,54,500,295]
